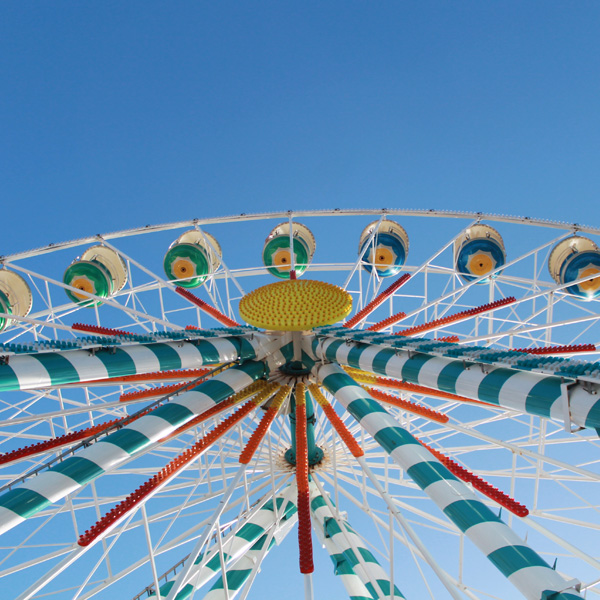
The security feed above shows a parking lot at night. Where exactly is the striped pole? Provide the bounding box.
[0,337,255,392]
[310,487,404,600]
[314,336,600,431]
[0,360,266,536]
[317,363,582,600]
[152,491,297,599]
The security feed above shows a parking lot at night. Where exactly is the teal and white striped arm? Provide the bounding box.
[202,530,289,599]
[154,492,297,599]
[0,336,256,392]
[317,363,583,600]
[310,490,404,600]
[0,360,266,536]
[313,336,600,431]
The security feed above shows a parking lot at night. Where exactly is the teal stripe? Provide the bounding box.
[347,345,365,369]
[325,339,345,363]
[585,398,600,430]
[311,495,328,511]
[52,456,103,485]
[401,353,433,383]
[33,353,80,386]
[487,544,549,578]
[373,426,417,454]
[342,546,379,567]
[478,368,516,404]
[192,339,221,364]
[346,396,389,420]
[329,555,377,599]
[365,580,404,599]
[152,402,193,426]
[541,593,583,600]
[190,378,234,399]
[280,340,294,362]
[95,347,137,378]
[237,522,265,542]
[438,361,471,395]
[146,343,182,371]
[0,487,49,518]
[371,347,394,374]
[324,516,343,537]
[0,363,20,392]
[407,460,459,489]
[101,428,150,454]
[237,337,257,361]
[237,359,267,381]
[322,371,355,395]
[443,499,502,533]
[525,378,562,418]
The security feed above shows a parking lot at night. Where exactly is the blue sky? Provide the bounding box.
[2,2,600,254]
[2,3,600,599]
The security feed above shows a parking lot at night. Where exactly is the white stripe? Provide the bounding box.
[497,371,538,413]
[464,520,524,556]
[175,391,221,415]
[508,565,576,600]
[359,410,400,439]
[417,356,450,388]
[59,351,109,382]
[9,355,52,389]
[120,345,161,374]
[125,414,177,442]
[0,507,24,536]
[79,439,132,471]
[453,364,489,399]
[390,444,440,472]
[422,478,477,514]
[21,471,80,503]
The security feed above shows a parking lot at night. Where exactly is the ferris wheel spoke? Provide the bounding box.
[318,362,584,600]
[316,334,600,432]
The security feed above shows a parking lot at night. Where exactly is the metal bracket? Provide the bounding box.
[560,381,584,433]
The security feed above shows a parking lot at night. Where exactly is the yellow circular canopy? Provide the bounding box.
[239,279,352,331]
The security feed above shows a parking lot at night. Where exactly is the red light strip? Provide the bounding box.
[344,273,411,329]
[175,287,241,327]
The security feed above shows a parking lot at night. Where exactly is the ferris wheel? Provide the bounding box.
[0,209,599,600]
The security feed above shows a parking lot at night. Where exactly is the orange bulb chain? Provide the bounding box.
[366,311,407,332]
[308,383,364,457]
[394,297,516,337]
[294,382,314,574]
[418,439,529,517]
[344,366,487,405]
[344,273,411,329]
[78,391,269,547]
[513,343,596,355]
[175,287,242,327]
[239,385,291,464]
[365,386,449,424]
[72,323,134,336]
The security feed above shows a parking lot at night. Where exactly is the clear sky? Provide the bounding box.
[2,3,600,599]
[2,2,600,255]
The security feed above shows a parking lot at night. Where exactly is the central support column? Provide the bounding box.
[285,384,324,466]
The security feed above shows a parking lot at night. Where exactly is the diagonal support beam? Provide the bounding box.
[317,363,583,600]
[0,361,266,536]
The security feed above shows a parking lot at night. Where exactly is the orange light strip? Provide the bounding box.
[175,286,241,327]
[239,385,290,464]
[295,383,314,574]
[366,387,449,423]
[418,439,529,517]
[344,366,487,406]
[308,384,364,457]
[394,297,516,337]
[78,383,276,547]
[344,273,411,329]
